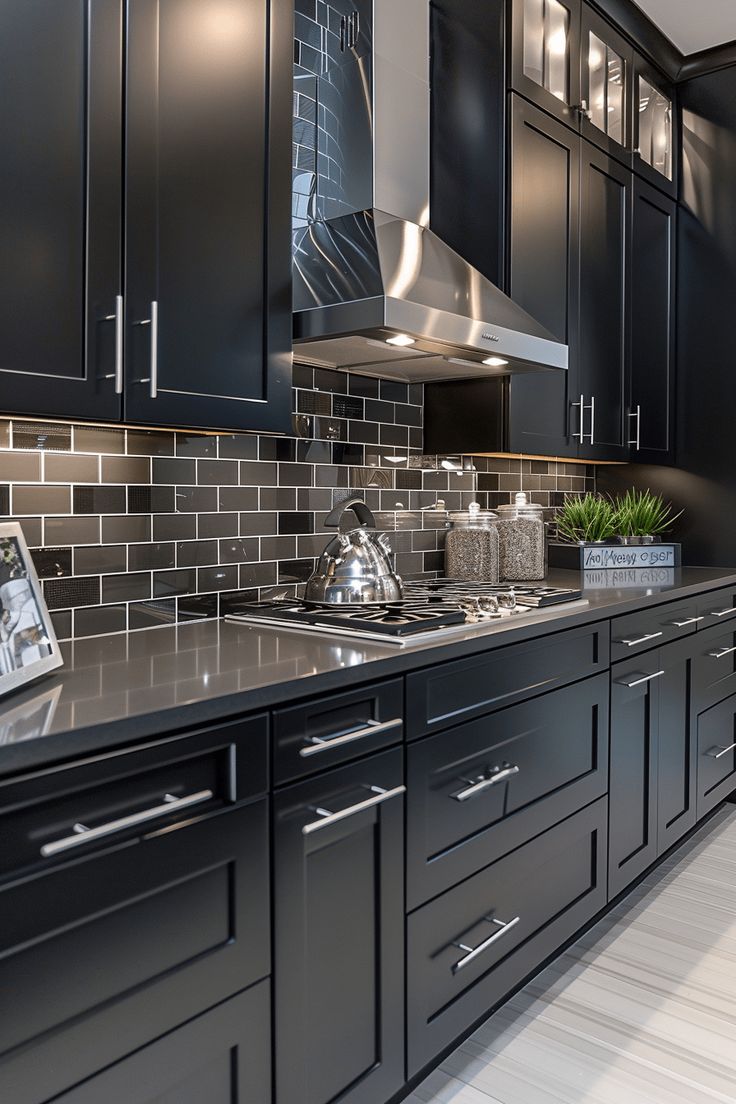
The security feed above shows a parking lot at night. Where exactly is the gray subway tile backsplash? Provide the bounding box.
[0,366,595,641]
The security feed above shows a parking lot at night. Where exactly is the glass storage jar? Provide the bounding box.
[494,492,547,581]
[444,503,500,582]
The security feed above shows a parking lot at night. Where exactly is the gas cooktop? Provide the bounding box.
[225,579,586,647]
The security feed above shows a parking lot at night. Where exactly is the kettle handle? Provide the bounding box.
[324,497,376,532]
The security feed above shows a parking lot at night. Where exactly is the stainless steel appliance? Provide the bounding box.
[226,580,586,648]
[304,498,403,605]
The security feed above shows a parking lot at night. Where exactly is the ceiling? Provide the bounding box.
[632,0,736,55]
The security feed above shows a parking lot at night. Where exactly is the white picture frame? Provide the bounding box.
[0,523,63,698]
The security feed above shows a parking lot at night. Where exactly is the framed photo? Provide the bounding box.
[0,523,63,698]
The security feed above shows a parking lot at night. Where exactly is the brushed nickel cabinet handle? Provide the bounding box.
[706,742,736,760]
[615,632,663,647]
[571,394,585,443]
[452,764,520,802]
[103,295,124,394]
[670,617,704,627]
[615,670,664,688]
[300,717,402,758]
[707,646,736,659]
[302,784,405,836]
[710,607,736,618]
[627,405,641,449]
[133,300,159,398]
[40,789,214,858]
[452,916,521,974]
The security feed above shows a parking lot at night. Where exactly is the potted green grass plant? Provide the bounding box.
[613,489,683,544]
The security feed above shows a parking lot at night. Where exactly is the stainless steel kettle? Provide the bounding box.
[304,498,403,605]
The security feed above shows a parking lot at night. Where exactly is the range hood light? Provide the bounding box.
[386,334,416,347]
[482,356,509,367]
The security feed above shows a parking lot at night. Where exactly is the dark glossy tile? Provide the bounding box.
[238,461,278,487]
[126,429,175,456]
[0,486,8,516]
[176,539,219,568]
[259,437,297,462]
[349,374,380,398]
[50,609,73,640]
[102,514,152,543]
[152,513,197,541]
[128,542,176,571]
[279,511,313,535]
[219,589,259,616]
[129,485,176,514]
[73,485,126,515]
[74,545,127,575]
[152,569,197,598]
[14,484,71,515]
[218,537,259,563]
[175,433,218,458]
[197,458,239,485]
[102,573,152,603]
[31,548,72,579]
[219,434,259,460]
[292,413,314,440]
[74,605,127,638]
[12,422,72,451]
[74,425,125,454]
[152,457,196,484]
[297,534,329,558]
[239,561,278,589]
[313,416,346,441]
[279,462,313,486]
[298,440,331,464]
[380,423,408,447]
[44,516,101,546]
[260,535,296,560]
[198,512,240,538]
[364,399,395,423]
[241,510,277,536]
[292,363,314,388]
[333,395,363,419]
[129,600,177,630]
[395,403,422,427]
[178,593,219,621]
[44,453,99,483]
[197,564,238,592]
[297,390,331,416]
[396,469,422,490]
[219,486,259,511]
[298,487,333,511]
[278,559,314,584]
[101,455,151,484]
[259,487,296,510]
[380,380,408,403]
[17,517,42,545]
[409,426,423,450]
[174,486,218,513]
[349,420,380,444]
[44,576,101,610]
[478,472,500,491]
[332,442,364,465]
[409,384,423,405]
[314,367,347,393]
[1,451,42,481]
[0,421,9,449]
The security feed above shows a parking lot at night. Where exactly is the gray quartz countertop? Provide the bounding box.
[1,567,736,777]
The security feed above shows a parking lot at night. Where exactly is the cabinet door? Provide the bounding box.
[629,178,676,463]
[274,749,405,1104]
[125,0,292,432]
[657,637,697,853]
[579,6,633,166]
[609,656,660,898]
[578,141,630,460]
[47,983,271,1104]
[633,55,676,199]
[509,0,582,129]
[507,96,581,458]
[0,0,123,421]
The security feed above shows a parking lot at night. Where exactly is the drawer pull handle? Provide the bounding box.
[707,646,736,659]
[670,617,705,628]
[299,717,402,758]
[711,607,736,618]
[40,790,214,858]
[706,742,736,760]
[452,764,520,802]
[452,915,521,974]
[616,670,664,689]
[616,632,663,647]
[303,784,406,836]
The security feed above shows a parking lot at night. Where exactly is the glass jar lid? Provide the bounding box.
[496,491,545,520]
[447,502,498,529]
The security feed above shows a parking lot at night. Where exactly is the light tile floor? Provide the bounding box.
[409,805,736,1104]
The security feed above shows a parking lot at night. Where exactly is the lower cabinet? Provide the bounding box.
[274,748,405,1104]
[47,982,271,1104]
[406,798,608,1078]
[697,696,736,818]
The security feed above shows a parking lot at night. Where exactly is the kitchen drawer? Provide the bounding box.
[610,600,702,663]
[406,674,609,909]
[407,798,607,1077]
[0,799,269,1104]
[692,624,736,713]
[0,714,268,881]
[697,586,736,628]
[273,679,403,784]
[406,623,609,739]
[697,696,736,819]
[39,982,271,1104]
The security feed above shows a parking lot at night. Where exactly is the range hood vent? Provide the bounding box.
[292,0,568,381]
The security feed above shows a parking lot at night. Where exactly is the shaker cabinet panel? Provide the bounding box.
[633,55,676,199]
[0,0,123,421]
[509,0,582,128]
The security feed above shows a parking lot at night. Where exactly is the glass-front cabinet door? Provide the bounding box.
[633,57,676,197]
[510,0,582,128]
[580,8,633,164]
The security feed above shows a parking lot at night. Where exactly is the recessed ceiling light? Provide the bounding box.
[482,356,509,367]
[386,334,416,347]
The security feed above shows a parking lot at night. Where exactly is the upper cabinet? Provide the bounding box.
[633,57,677,197]
[0,0,123,423]
[511,0,582,128]
[0,0,292,434]
[579,7,633,165]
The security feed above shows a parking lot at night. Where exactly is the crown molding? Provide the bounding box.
[678,40,736,82]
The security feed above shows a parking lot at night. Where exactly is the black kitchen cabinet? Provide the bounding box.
[507,95,581,457]
[0,0,123,422]
[274,749,405,1104]
[47,983,271,1104]
[696,696,736,819]
[579,5,633,166]
[633,53,677,199]
[124,0,291,431]
[628,178,676,463]
[657,636,698,854]
[509,0,582,129]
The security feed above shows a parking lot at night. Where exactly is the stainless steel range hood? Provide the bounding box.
[292,0,568,382]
